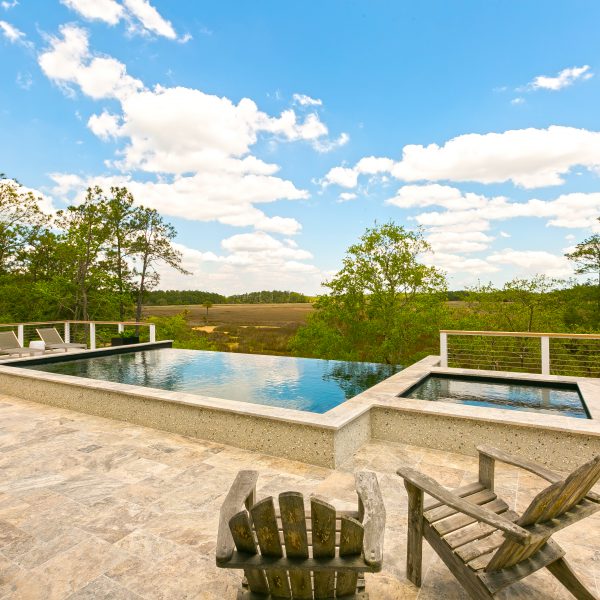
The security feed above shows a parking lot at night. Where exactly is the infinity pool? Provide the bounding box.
[402,374,588,418]
[21,349,401,413]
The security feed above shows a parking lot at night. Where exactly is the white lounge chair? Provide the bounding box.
[0,331,45,357]
[36,327,87,351]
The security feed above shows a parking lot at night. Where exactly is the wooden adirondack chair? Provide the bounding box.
[397,445,600,599]
[216,470,385,599]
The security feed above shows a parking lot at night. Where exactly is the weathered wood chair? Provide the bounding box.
[397,445,600,599]
[216,470,385,599]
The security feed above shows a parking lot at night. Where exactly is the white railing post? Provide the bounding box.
[118,323,124,334]
[440,331,448,368]
[149,323,156,343]
[64,322,70,343]
[89,322,96,350]
[541,335,550,375]
[17,324,24,347]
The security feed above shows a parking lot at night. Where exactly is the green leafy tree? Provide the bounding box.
[291,222,447,364]
[131,207,191,324]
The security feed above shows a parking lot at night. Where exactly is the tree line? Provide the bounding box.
[144,289,311,305]
[0,177,187,323]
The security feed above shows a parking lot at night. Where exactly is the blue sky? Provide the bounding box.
[1,0,599,293]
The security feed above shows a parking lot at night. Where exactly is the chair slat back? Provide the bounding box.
[36,327,64,344]
[229,511,269,593]
[311,497,337,598]
[228,491,366,599]
[279,492,311,598]
[486,455,600,572]
[251,497,292,597]
[0,331,20,350]
[336,516,364,596]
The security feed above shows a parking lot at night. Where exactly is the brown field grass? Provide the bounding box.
[142,303,314,355]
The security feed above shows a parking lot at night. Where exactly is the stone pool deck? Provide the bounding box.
[0,393,599,600]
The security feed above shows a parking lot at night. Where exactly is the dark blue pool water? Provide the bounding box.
[22,349,401,413]
[402,374,588,419]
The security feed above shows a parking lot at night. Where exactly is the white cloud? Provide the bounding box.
[122,0,176,39]
[499,231,511,238]
[529,65,593,91]
[39,24,144,100]
[324,126,600,189]
[0,19,28,45]
[61,0,124,25]
[510,97,525,105]
[422,252,499,275]
[488,249,572,277]
[323,166,358,188]
[157,239,323,294]
[427,230,494,254]
[87,110,121,139]
[1,1,18,9]
[312,132,349,153]
[61,0,183,40]
[292,93,322,106]
[50,172,305,235]
[337,192,357,203]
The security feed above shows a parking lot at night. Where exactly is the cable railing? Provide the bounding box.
[0,320,156,352]
[440,330,600,378]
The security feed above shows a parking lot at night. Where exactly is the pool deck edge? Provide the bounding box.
[0,354,598,470]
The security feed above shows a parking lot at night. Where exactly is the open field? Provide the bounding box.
[143,303,314,355]
[143,302,314,326]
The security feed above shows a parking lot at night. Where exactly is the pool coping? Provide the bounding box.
[0,350,598,469]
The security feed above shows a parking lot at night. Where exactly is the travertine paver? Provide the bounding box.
[0,393,598,599]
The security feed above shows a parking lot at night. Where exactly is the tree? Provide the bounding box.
[54,187,111,321]
[565,219,600,311]
[0,176,48,274]
[130,207,190,324]
[104,187,137,320]
[291,222,447,364]
[202,301,213,322]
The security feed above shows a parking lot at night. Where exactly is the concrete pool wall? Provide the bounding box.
[0,348,598,470]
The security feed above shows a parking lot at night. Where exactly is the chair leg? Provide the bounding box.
[405,482,424,587]
[547,558,598,600]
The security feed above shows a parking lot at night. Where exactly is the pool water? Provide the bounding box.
[22,349,401,414]
[402,374,588,419]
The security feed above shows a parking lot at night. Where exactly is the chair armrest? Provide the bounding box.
[215,470,258,564]
[397,466,531,545]
[355,471,385,570]
[477,445,562,483]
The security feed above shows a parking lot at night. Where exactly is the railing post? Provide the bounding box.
[17,324,24,347]
[149,323,156,343]
[541,335,550,375]
[89,322,96,350]
[440,331,448,368]
[118,323,124,334]
[64,322,70,343]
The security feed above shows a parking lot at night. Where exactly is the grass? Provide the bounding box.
[143,303,314,355]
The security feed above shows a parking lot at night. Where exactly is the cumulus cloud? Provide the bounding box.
[529,65,593,91]
[323,126,600,189]
[38,26,353,235]
[488,249,572,277]
[337,192,357,202]
[50,172,305,235]
[157,238,323,294]
[39,24,143,99]
[61,0,183,40]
